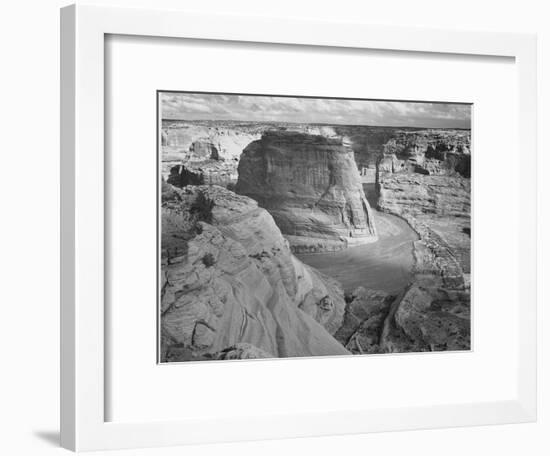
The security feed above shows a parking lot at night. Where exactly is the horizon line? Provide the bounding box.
[160,118,471,131]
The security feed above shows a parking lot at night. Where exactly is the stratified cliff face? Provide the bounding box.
[378,174,470,219]
[161,184,349,362]
[161,122,343,189]
[377,130,470,178]
[335,129,472,353]
[161,122,263,188]
[235,131,377,253]
[332,127,469,175]
[161,122,263,165]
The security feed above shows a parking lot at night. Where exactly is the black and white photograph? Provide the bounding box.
[159,92,472,362]
[2,0,548,453]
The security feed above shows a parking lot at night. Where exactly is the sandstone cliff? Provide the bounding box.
[377,129,470,178]
[161,122,263,188]
[161,184,349,362]
[335,128,473,353]
[235,131,377,253]
[161,122,340,189]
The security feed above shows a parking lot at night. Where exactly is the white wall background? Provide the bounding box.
[0,0,547,455]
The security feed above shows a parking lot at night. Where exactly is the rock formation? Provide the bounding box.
[380,284,470,352]
[161,122,263,188]
[377,130,470,178]
[160,184,349,362]
[333,128,473,353]
[160,120,472,357]
[378,174,471,219]
[334,287,393,354]
[332,127,471,174]
[161,121,263,164]
[336,281,470,354]
[235,131,377,253]
[161,122,344,189]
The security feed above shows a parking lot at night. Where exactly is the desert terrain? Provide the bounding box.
[160,119,471,361]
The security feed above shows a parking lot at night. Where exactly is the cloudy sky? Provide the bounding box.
[160,92,471,129]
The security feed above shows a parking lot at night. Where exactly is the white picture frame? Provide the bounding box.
[60,4,537,451]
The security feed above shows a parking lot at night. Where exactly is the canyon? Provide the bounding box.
[337,129,471,353]
[161,120,471,359]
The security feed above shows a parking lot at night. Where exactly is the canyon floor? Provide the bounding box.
[296,208,418,295]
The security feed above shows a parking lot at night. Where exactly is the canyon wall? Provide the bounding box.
[162,122,470,187]
[377,129,471,178]
[161,184,349,362]
[161,122,340,189]
[334,129,472,353]
[235,131,377,253]
[161,122,263,188]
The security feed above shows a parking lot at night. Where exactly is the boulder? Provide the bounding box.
[380,284,470,352]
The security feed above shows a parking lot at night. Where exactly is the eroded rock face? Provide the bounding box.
[161,122,262,188]
[377,129,471,178]
[160,184,349,362]
[381,284,470,352]
[329,128,471,355]
[161,122,262,164]
[167,164,204,187]
[333,279,470,354]
[378,174,470,218]
[334,287,393,354]
[354,129,472,352]
[235,131,377,253]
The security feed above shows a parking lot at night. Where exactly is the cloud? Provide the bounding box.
[160,92,471,128]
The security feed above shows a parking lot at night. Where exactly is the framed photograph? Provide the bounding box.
[60,4,537,451]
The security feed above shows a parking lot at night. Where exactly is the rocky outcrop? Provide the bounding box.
[162,122,470,183]
[167,161,238,188]
[377,159,471,287]
[161,122,262,163]
[167,164,204,187]
[334,126,400,171]
[161,124,342,189]
[380,284,470,352]
[235,131,377,253]
[347,128,473,353]
[330,127,470,175]
[377,129,471,178]
[334,287,393,354]
[160,184,349,362]
[378,174,470,219]
[333,278,470,354]
[161,122,263,188]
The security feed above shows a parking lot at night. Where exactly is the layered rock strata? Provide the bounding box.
[345,130,472,352]
[160,184,349,362]
[377,129,471,179]
[235,131,377,253]
[333,128,471,354]
[161,122,262,188]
